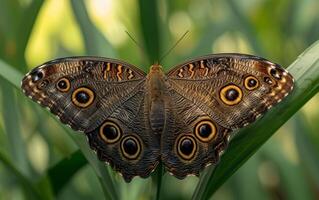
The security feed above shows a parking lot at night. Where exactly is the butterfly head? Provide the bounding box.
[150,64,163,72]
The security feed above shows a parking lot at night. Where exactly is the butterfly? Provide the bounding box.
[21,53,294,182]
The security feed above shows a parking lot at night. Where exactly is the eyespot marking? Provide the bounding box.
[71,87,95,108]
[121,135,141,160]
[194,119,217,142]
[30,69,44,83]
[99,121,122,144]
[177,135,197,161]
[56,78,71,92]
[219,84,243,106]
[244,75,259,90]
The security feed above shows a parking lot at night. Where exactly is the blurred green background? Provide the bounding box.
[0,0,319,199]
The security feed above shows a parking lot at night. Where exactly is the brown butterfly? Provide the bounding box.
[21,53,294,182]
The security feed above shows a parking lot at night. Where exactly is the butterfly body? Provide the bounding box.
[21,54,294,182]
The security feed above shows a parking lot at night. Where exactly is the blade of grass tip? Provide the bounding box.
[70,0,116,57]
[192,40,319,200]
[0,150,42,200]
[138,0,160,65]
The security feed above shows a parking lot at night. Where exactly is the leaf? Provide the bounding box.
[138,0,160,64]
[192,40,319,200]
[293,114,319,189]
[70,0,115,57]
[262,140,314,200]
[17,0,44,66]
[44,150,87,195]
[0,150,42,200]
[0,60,29,175]
[0,59,23,88]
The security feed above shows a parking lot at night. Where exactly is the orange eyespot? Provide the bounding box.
[195,119,217,142]
[56,78,71,92]
[121,136,142,160]
[219,84,243,106]
[99,121,121,144]
[244,75,259,91]
[71,87,95,108]
[177,135,197,160]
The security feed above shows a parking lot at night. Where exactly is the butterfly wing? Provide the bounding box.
[162,53,294,178]
[21,57,160,181]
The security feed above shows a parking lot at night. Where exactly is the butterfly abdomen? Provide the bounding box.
[150,100,165,133]
[147,64,167,134]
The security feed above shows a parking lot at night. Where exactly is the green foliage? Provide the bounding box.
[0,0,319,200]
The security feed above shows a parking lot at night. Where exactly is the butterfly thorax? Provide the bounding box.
[147,64,166,134]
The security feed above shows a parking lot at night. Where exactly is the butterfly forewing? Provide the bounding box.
[21,57,146,132]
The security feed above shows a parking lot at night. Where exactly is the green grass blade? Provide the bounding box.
[231,155,268,200]
[192,40,319,200]
[262,140,314,200]
[0,60,29,175]
[17,0,44,67]
[0,150,42,200]
[138,0,160,64]
[294,114,319,188]
[70,0,115,57]
[0,59,23,88]
[44,150,87,195]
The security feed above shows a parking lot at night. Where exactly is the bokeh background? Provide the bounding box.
[0,0,319,199]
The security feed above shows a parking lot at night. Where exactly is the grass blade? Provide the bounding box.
[262,140,314,200]
[0,59,23,88]
[138,0,160,63]
[17,0,44,69]
[0,150,42,200]
[70,0,115,57]
[192,40,319,200]
[44,150,87,195]
[294,114,319,188]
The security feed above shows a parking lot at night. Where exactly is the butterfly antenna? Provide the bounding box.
[125,31,149,64]
[159,30,189,64]
[125,31,144,52]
